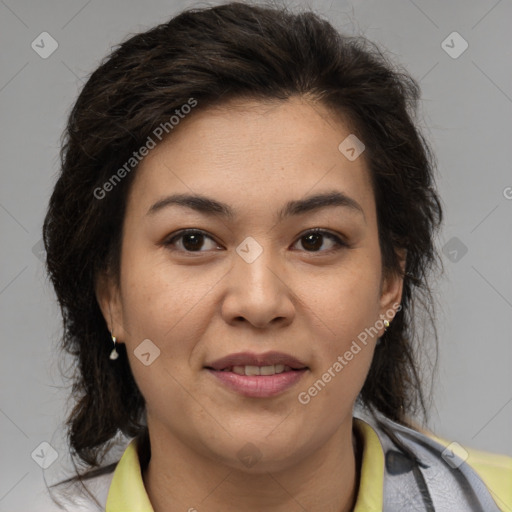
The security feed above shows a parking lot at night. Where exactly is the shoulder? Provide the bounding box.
[436,436,512,512]
[355,408,512,511]
[397,419,512,511]
[47,468,115,511]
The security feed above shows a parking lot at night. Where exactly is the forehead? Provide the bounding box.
[127,97,374,219]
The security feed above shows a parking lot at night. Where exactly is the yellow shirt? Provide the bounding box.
[106,419,512,511]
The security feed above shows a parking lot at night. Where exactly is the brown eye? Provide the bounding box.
[164,228,346,255]
[164,229,221,252]
[294,229,346,252]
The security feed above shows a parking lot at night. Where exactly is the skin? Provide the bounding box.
[96,96,404,512]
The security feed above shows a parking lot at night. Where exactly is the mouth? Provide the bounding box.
[216,364,298,376]
[204,351,308,398]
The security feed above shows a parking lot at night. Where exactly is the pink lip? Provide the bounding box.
[207,368,307,398]
[204,351,309,398]
[205,351,308,370]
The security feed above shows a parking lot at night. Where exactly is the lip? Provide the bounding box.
[204,351,308,398]
[205,351,308,371]
[207,368,307,398]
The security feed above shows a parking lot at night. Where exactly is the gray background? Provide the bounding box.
[1,0,511,510]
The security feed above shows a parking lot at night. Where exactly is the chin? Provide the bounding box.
[199,427,312,474]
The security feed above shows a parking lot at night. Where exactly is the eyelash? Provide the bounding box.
[163,228,348,255]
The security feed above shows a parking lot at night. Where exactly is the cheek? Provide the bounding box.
[117,246,224,396]
[307,256,382,340]
[119,244,212,342]
[297,255,382,402]
[297,319,377,425]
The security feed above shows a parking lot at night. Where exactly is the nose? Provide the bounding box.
[220,243,295,329]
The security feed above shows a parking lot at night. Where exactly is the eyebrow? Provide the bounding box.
[146,190,366,223]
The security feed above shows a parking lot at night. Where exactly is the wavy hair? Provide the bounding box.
[43,0,443,485]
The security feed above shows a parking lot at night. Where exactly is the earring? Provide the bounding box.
[109,332,119,360]
[377,319,390,347]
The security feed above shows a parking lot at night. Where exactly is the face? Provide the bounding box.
[97,96,403,472]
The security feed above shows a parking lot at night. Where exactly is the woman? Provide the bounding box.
[43,2,512,511]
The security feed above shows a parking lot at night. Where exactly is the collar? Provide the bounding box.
[105,418,385,511]
[106,438,153,511]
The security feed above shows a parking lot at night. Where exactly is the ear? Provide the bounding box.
[378,248,407,318]
[95,270,127,343]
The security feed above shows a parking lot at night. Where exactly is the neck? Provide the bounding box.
[143,419,360,512]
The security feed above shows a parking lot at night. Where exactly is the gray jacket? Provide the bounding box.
[354,409,502,511]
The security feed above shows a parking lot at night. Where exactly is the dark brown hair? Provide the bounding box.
[43,0,443,485]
